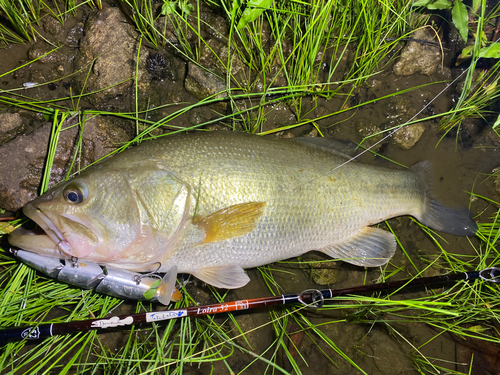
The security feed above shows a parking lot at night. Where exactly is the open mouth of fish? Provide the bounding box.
[8,202,93,259]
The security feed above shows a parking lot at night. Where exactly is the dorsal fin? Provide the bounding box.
[291,137,357,159]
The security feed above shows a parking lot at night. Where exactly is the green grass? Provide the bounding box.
[437,0,500,135]
[0,0,104,44]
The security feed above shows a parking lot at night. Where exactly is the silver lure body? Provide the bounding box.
[12,249,177,304]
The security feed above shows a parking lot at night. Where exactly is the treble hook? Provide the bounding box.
[69,256,79,268]
[132,262,162,285]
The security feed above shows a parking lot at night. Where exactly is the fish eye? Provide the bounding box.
[63,183,87,204]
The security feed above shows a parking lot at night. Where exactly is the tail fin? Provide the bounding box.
[412,161,477,236]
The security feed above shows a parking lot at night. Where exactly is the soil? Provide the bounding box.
[0,1,499,375]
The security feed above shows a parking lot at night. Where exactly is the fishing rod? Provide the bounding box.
[1,267,498,345]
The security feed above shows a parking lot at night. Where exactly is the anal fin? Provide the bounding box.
[320,227,396,267]
[193,265,250,289]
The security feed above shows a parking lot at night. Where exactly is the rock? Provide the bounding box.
[298,253,360,287]
[393,29,442,76]
[28,42,69,64]
[455,67,482,94]
[182,36,251,102]
[0,113,23,138]
[218,45,249,85]
[204,124,229,131]
[229,312,272,352]
[252,62,287,91]
[65,22,84,46]
[0,113,25,145]
[73,7,149,107]
[310,267,344,286]
[154,1,226,45]
[442,118,482,149]
[270,264,304,293]
[259,102,297,134]
[0,113,22,133]
[169,15,251,102]
[366,329,412,374]
[27,68,64,86]
[0,124,70,210]
[355,120,384,151]
[0,115,133,211]
[188,107,215,127]
[185,63,227,110]
[206,15,229,41]
[43,16,62,36]
[367,78,383,92]
[274,131,295,138]
[382,96,425,149]
[91,116,135,151]
[385,96,417,125]
[390,123,425,150]
[484,126,500,144]
[154,12,199,45]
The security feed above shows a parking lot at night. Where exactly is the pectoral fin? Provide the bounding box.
[194,202,267,244]
[320,227,396,267]
[193,265,250,289]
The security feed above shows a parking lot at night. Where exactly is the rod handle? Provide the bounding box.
[0,324,53,345]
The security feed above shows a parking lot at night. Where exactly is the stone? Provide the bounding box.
[28,42,68,64]
[382,96,425,149]
[65,22,84,46]
[355,120,384,151]
[218,45,249,85]
[367,329,412,374]
[206,15,229,41]
[311,267,343,286]
[393,29,442,76]
[73,7,149,107]
[188,107,214,127]
[0,115,133,211]
[258,102,297,134]
[0,113,23,135]
[390,123,425,150]
[0,113,26,146]
[43,16,62,36]
[185,63,227,111]
[229,312,272,352]
[385,96,417,125]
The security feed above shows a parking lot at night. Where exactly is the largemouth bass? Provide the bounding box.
[9,131,476,303]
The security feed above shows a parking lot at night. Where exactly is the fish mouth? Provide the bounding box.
[8,202,73,258]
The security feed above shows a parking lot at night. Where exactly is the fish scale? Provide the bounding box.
[148,134,429,269]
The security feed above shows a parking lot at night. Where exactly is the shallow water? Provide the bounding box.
[0,2,499,375]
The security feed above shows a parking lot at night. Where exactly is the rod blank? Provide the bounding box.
[1,268,498,345]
